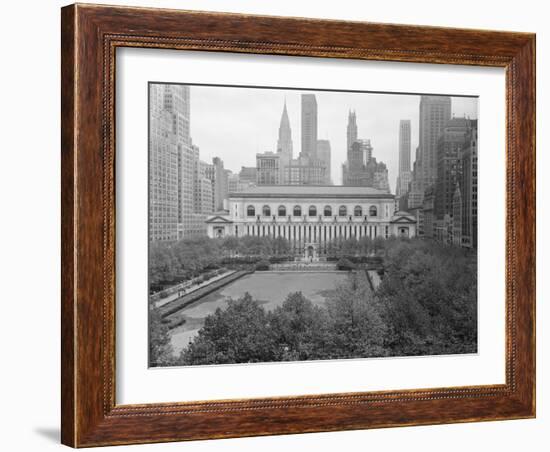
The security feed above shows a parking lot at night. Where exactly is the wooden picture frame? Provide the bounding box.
[61,3,535,447]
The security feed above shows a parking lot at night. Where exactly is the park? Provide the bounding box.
[149,234,477,367]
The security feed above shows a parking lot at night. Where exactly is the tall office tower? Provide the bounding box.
[189,144,210,237]
[399,120,412,174]
[408,147,423,209]
[149,84,180,242]
[228,172,239,194]
[161,84,194,239]
[276,101,294,184]
[451,184,463,246]
[434,117,471,220]
[300,94,318,159]
[194,160,213,215]
[191,144,201,212]
[460,121,478,249]
[373,161,390,193]
[347,110,358,152]
[396,120,412,197]
[277,101,294,165]
[419,95,452,187]
[316,139,332,184]
[256,152,281,185]
[422,185,436,238]
[206,157,228,212]
[343,139,373,186]
[204,163,216,213]
[408,96,451,207]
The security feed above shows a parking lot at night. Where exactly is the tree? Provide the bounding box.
[272,236,290,255]
[149,242,177,284]
[372,235,386,255]
[269,292,330,361]
[376,238,477,356]
[326,239,341,258]
[179,294,277,365]
[172,238,477,365]
[221,236,240,257]
[238,235,272,257]
[173,236,221,275]
[149,307,174,366]
[337,258,355,271]
[341,237,359,256]
[358,235,372,256]
[255,259,270,271]
[325,272,387,358]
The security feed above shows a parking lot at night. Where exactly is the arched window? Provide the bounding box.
[247,205,255,217]
[339,205,347,217]
[293,205,302,217]
[308,205,317,217]
[262,205,271,217]
[369,205,378,217]
[323,205,332,217]
[354,206,362,217]
[278,205,286,217]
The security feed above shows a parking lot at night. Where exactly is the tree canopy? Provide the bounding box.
[153,238,477,366]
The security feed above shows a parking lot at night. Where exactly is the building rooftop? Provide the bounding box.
[229,185,394,199]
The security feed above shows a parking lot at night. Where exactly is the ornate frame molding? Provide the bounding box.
[61,4,535,447]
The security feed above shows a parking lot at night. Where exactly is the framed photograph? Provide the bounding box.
[61,3,536,447]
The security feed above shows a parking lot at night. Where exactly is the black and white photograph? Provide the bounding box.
[148,83,479,367]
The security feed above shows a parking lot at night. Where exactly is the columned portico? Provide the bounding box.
[206,186,417,252]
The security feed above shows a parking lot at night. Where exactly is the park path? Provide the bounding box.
[159,270,252,320]
[154,270,235,308]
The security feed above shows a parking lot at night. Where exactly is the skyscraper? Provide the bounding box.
[373,161,390,193]
[316,139,332,184]
[434,117,470,220]
[149,84,180,242]
[256,152,281,185]
[277,100,293,166]
[398,120,411,174]
[347,110,358,153]
[162,84,194,238]
[452,184,463,246]
[341,110,389,191]
[149,84,194,241]
[344,139,373,185]
[271,93,328,186]
[408,96,451,208]
[460,121,478,249]
[194,159,213,215]
[396,119,412,197]
[206,157,228,212]
[419,95,452,187]
[301,94,318,159]
[276,101,294,184]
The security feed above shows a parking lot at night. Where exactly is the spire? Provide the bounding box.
[277,100,293,160]
[281,99,290,126]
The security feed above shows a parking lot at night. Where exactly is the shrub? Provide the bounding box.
[269,255,294,263]
[256,259,271,271]
[337,258,356,271]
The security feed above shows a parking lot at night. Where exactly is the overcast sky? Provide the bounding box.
[187,84,478,192]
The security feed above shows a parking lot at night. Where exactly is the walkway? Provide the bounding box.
[153,270,235,308]
[159,270,252,321]
[271,262,337,272]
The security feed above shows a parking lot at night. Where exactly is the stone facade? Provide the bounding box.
[206,186,417,255]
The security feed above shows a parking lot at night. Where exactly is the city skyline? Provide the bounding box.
[187,84,478,191]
